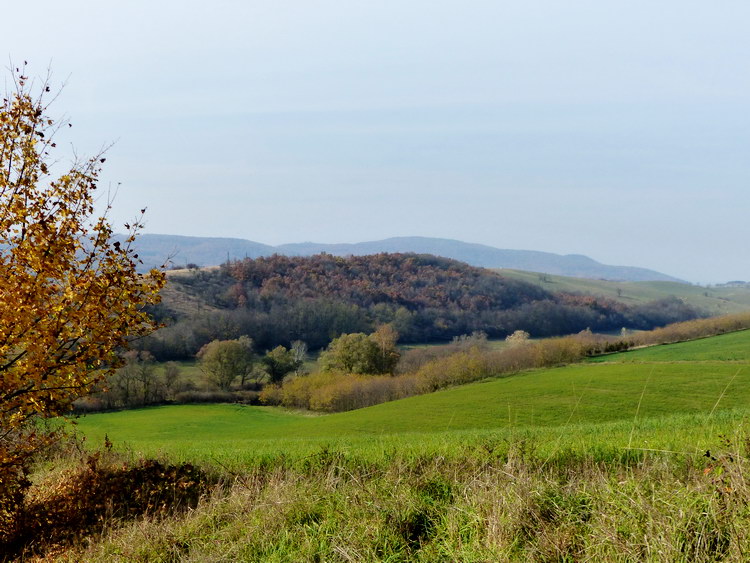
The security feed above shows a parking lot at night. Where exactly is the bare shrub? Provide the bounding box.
[632,312,750,348]
[174,390,236,404]
[3,449,212,560]
[261,313,750,413]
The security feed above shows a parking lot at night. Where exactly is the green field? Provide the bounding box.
[591,328,750,363]
[73,329,750,466]
[46,329,750,561]
[497,268,750,315]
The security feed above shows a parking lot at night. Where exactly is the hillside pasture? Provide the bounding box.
[28,329,750,561]
[591,328,750,363]
[498,268,750,315]
[73,329,750,466]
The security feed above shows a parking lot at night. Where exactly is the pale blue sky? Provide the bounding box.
[5,1,750,282]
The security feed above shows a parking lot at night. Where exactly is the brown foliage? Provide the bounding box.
[222,253,548,312]
[631,312,750,348]
[0,64,165,549]
[2,448,211,560]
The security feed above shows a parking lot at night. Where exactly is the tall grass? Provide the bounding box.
[21,323,750,560]
[47,425,750,562]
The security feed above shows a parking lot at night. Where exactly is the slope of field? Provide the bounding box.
[73,330,750,464]
[43,331,750,561]
[498,268,750,315]
[591,329,750,363]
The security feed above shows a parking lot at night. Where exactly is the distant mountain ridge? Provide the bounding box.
[126,234,683,283]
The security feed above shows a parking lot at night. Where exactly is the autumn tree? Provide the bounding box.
[369,324,400,374]
[197,336,254,390]
[0,65,165,536]
[261,345,302,383]
[319,329,400,375]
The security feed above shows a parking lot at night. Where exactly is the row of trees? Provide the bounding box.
[137,291,704,362]
[76,337,310,411]
[197,337,307,389]
[77,324,402,412]
[260,313,750,413]
[78,307,750,415]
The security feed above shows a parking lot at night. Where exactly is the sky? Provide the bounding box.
[4,1,750,283]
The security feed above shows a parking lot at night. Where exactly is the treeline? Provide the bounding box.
[80,312,750,415]
[137,253,705,361]
[75,339,308,413]
[261,312,750,413]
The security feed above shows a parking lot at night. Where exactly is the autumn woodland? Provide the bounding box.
[4,67,750,561]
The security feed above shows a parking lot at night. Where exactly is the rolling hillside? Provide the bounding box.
[499,268,750,315]
[75,329,750,462]
[126,233,683,282]
[50,329,750,561]
[144,254,703,360]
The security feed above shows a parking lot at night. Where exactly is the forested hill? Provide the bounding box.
[142,253,704,361]
[221,253,550,311]
[124,234,682,282]
[275,237,683,282]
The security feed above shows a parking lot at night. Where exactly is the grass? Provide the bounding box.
[497,268,750,314]
[72,329,750,468]
[590,328,750,363]
[33,329,750,561]
[53,406,750,561]
[70,406,750,469]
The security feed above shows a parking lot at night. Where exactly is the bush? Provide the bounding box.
[234,390,261,405]
[71,396,107,414]
[2,449,212,560]
[174,390,237,404]
[261,313,750,413]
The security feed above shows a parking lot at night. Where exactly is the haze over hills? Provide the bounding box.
[127,233,683,283]
[277,237,684,282]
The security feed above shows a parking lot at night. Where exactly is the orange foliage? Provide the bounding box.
[0,67,165,487]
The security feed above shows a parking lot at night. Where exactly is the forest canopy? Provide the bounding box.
[137,253,704,361]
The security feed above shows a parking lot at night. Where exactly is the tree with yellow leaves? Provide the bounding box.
[0,64,165,531]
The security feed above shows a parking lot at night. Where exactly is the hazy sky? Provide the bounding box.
[5,1,750,283]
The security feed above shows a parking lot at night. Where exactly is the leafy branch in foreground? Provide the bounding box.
[0,64,165,538]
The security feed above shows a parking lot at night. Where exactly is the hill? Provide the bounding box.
[277,236,683,282]
[114,233,276,269]
[143,253,703,360]
[498,269,750,315]
[127,233,682,282]
[42,329,750,561]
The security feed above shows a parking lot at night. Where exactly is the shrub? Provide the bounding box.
[174,390,237,404]
[3,450,212,560]
[262,313,750,413]
[319,329,400,375]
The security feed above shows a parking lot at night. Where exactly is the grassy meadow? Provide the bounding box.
[72,329,750,461]
[498,268,750,315]
[35,329,750,561]
[72,364,750,466]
